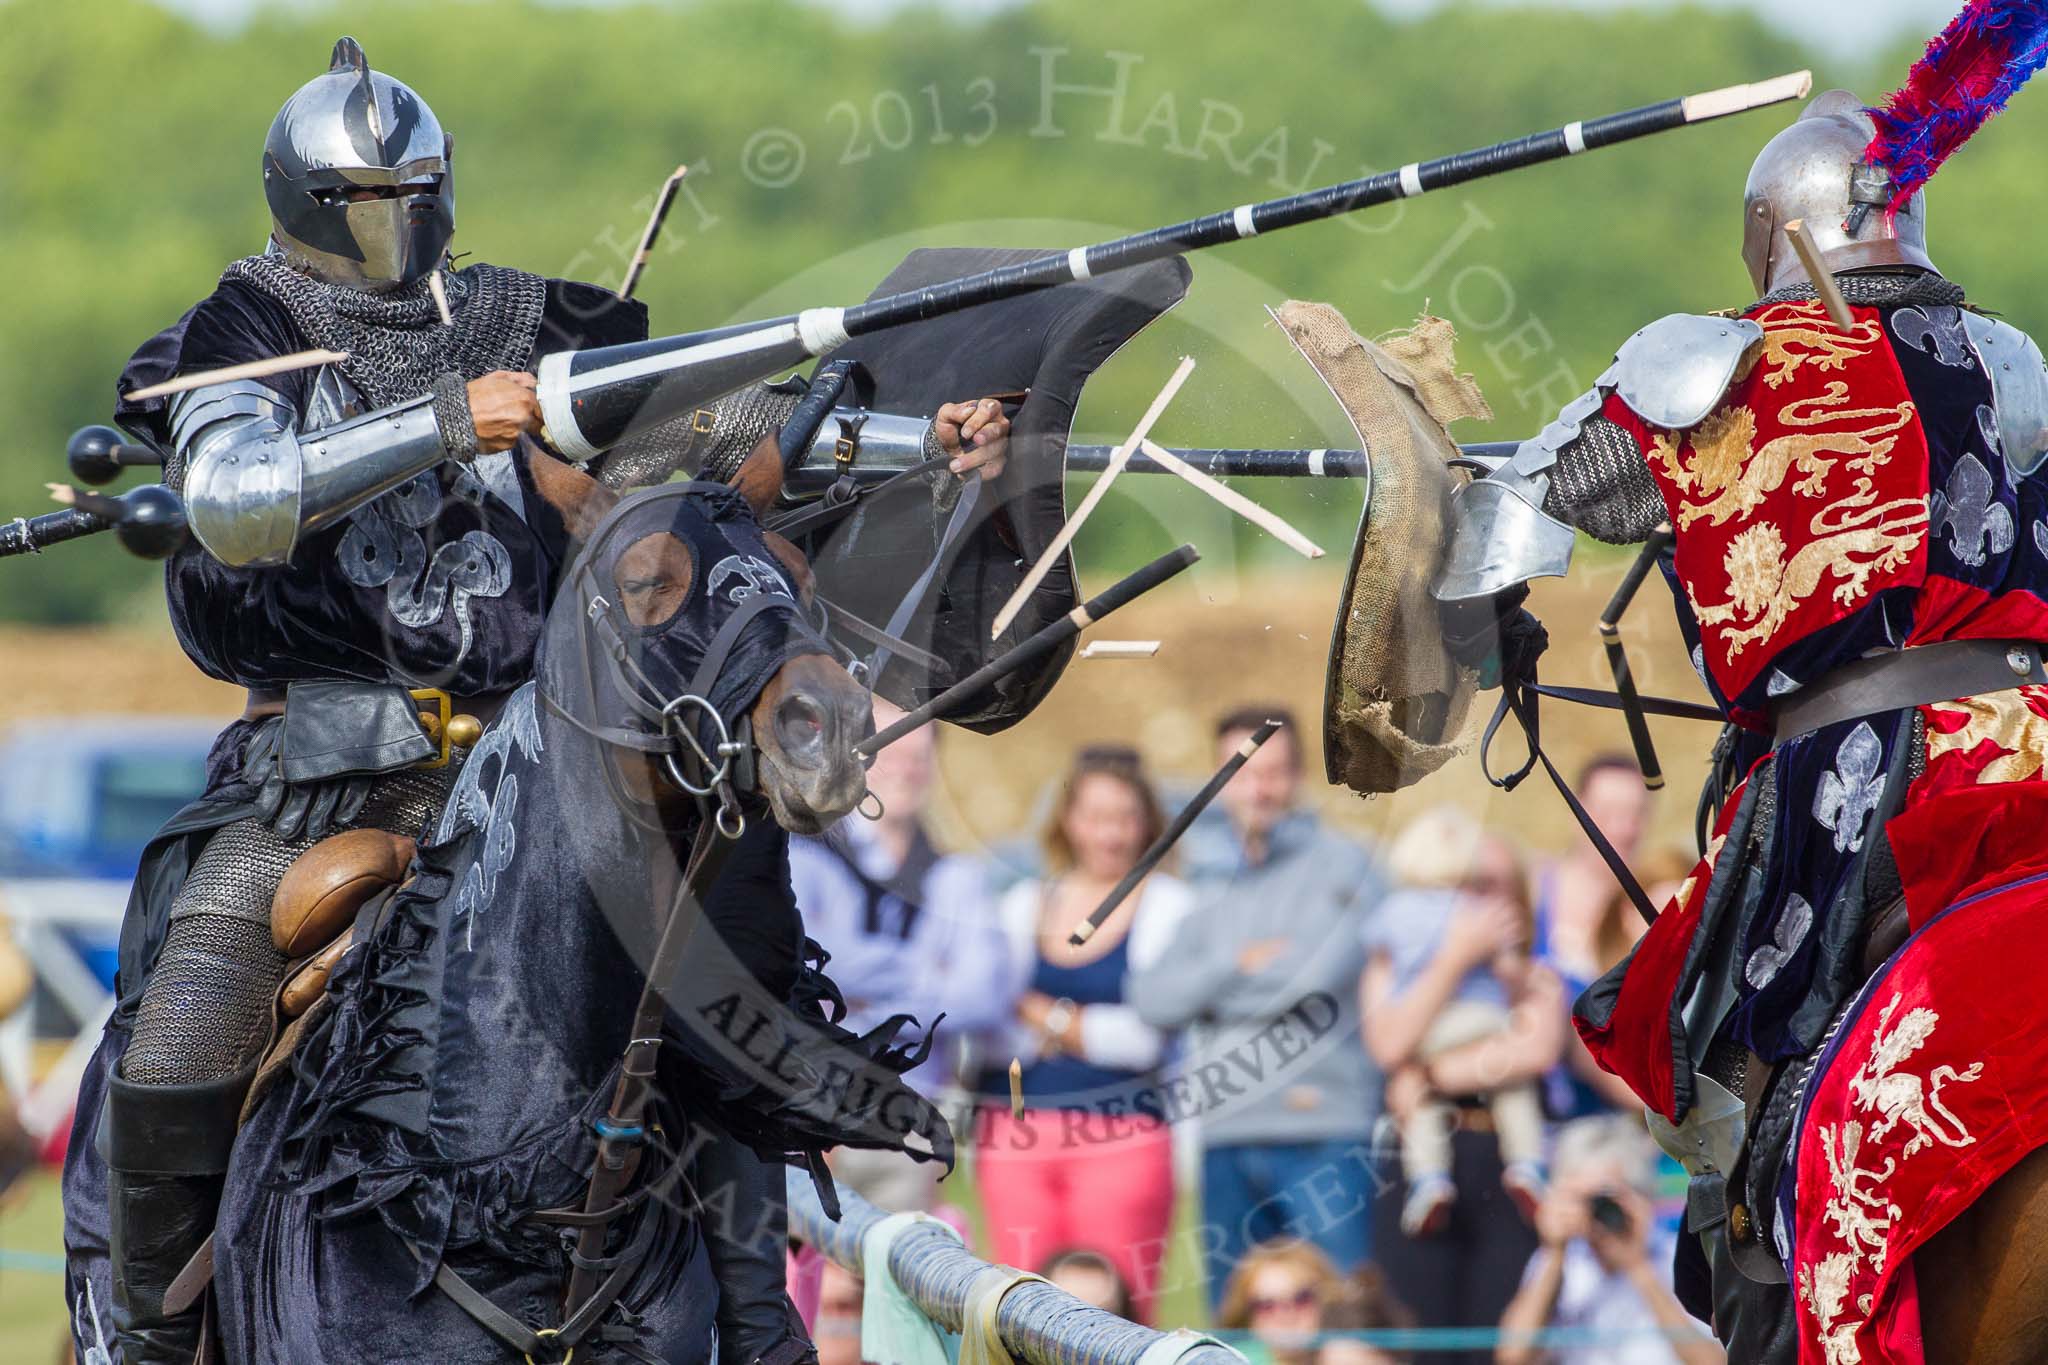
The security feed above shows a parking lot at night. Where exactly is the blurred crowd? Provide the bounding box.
[794,699,1724,1365]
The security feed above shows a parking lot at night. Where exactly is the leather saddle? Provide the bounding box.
[233,828,418,1126]
[270,827,416,1017]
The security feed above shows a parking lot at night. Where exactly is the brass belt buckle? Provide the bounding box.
[410,687,453,769]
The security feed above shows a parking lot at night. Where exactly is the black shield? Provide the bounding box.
[791,247,1189,733]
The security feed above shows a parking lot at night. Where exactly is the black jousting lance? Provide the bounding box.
[1067,718,1284,947]
[2,484,186,560]
[854,543,1200,758]
[535,72,1812,460]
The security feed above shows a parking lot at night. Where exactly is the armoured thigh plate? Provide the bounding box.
[1432,313,1763,602]
[1962,313,2048,477]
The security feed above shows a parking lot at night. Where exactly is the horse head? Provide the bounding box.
[531,440,871,834]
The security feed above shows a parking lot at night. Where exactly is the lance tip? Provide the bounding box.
[1681,70,1813,123]
[1008,1058,1025,1119]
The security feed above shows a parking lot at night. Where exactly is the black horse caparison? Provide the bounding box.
[65,455,951,1363]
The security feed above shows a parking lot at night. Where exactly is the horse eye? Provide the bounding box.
[621,577,666,595]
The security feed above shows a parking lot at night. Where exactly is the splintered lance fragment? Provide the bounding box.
[1781,218,1854,330]
[1009,1058,1025,1119]
[1069,719,1284,947]
[123,349,349,402]
[428,270,454,325]
[1137,438,1324,558]
[857,544,1201,758]
[989,356,1196,641]
[619,164,691,301]
[1080,640,1161,659]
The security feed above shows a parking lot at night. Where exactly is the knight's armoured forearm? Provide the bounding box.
[1433,312,1761,602]
[177,375,475,567]
[597,382,803,490]
[597,387,946,493]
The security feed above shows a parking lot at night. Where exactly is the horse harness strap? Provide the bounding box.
[420,809,740,1360]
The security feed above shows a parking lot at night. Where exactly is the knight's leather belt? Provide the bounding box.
[1771,638,2048,742]
[243,686,510,725]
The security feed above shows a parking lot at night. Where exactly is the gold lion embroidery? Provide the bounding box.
[1753,301,1887,389]
[1797,995,1985,1362]
[1925,688,2048,786]
[1653,386,1915,531]
[1690,495,1927,655]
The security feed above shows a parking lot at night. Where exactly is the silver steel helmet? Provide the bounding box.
[262,37,454,292]
[1741,89,1935,296]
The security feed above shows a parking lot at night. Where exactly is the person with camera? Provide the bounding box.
[1495,1118,1722,1365]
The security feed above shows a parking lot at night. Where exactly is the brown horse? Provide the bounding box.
[1915,1144,2048,1363]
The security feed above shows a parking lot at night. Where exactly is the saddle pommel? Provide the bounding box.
[271,827,416,956]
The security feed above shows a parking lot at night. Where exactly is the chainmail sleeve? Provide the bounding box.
[1540,414,1669,545]
[593,381,802,490]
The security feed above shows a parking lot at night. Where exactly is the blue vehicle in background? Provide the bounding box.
[0,719,218,1001]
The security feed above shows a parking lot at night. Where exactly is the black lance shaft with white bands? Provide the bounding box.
[1598,525,1677,791]
[1,507,114,558]
[535,73,1810,459]
[855,544,1200,758]
[1069,719,1283,947]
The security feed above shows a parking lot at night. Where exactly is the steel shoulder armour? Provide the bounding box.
[1433,313,1762,602]
[177,377,463,567]
[1963,313,2048,477]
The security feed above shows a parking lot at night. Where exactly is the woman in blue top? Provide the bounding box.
[976,745,1193,1322]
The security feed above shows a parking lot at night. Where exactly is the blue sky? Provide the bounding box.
[155,0,1958,62]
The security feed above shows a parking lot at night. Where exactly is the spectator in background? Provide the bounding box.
[1318,1266,1418,1365]
[1530,755,1653,1123]
[1495,1117,1724,1365]
[1130,706,1385,1308]
[788,697,1012,1212]
[1039,1248,1137,1319]
[812,1261,866,1365]
[1360,813,1562,1365]
[1366,808,1549,1235]
[976,745,1191,1322]
[1217,1239,1347,1365]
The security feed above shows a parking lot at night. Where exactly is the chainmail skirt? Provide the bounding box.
[122,765,456,1087]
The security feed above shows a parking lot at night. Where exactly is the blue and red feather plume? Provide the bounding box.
[1865,0,2048,212]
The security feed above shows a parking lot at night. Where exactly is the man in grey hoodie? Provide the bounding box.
[1130,704,1387,1308]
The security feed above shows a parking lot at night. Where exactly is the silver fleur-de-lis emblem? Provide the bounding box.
[1931,454,2015,567]
[1767,668,1800,698]
[1814,722,1885,853]
[1745,893,1814,989]
[1893,304,1977,368]
[2034,518,2048,561]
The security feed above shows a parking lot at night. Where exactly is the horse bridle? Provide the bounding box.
[542,561,816,840]
[447,566,820,1360]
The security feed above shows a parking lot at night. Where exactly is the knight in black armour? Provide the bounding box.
[71,38,1009,1364]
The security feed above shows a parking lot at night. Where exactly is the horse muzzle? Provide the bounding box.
[751,655,874,834]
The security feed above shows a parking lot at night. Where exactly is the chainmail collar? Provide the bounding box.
[222,253,548,408]
[1747,269,1967,313]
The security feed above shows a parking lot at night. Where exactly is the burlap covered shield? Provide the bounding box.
[1273,303,1490,795]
